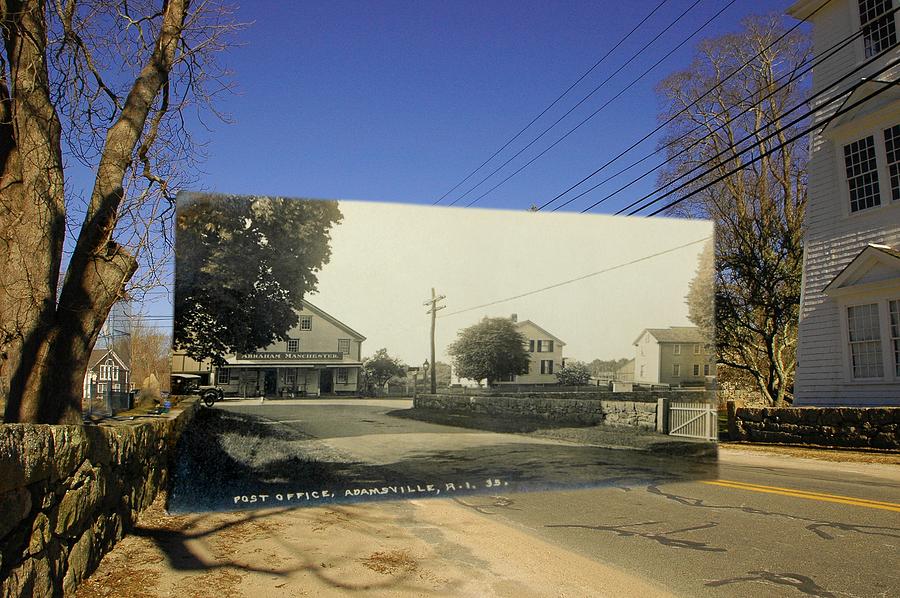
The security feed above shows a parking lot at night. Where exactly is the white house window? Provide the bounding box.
[693,364,700,376]
[673,344,681,355]
[891,300,900,376]
[99,361,119,381]
[704,364,711,376]
[541,360,554,375]
[300,316,312,330]
[673,364,681,377]
[844,135,881,212]
[287,339,299,353]
[693,344,701,354]
[218,368,230,385]
[97,382,107,394]
[337,368,348,384]
[885,124,900,202]
[859,0,897,58]
[848,303,884,378]
[338,339,350,354]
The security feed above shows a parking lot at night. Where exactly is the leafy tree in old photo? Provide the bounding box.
[658,15,809,406]
[362,348,407,393]
[555,361,592,386]
[174,195,342,365]
[447,318,530,386]
[1,0,241,423]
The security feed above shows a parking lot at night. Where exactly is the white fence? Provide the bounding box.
[668,402,717,441]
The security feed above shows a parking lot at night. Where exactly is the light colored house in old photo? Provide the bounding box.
[173,300,365,397]
[788,0,900,406]
[494,315,566,385]
[632,327,713,387]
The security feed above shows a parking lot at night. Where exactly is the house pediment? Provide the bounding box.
[822,79,900,141]
[824,245,900,297]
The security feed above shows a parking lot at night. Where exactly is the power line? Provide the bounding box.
[582,22,893,215]
[443,0,712,207]
[633,64,900,216]
[459,0,738,208]
[539,0,838,213]
[439,236,711,318]
[432,0,671,206]
[607,45,900,216]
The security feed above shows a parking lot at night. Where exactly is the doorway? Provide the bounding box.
[264,369,277,396]
[319,369,333,395]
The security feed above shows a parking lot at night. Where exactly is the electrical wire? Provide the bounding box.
[432,0,671,205]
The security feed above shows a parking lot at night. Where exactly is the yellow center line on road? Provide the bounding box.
[701,480,900,513]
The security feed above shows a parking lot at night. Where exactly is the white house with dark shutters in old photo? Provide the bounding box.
[494,315,566,385]
[788,0,900,406]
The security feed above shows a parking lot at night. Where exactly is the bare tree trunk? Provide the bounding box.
[2,0,189,423]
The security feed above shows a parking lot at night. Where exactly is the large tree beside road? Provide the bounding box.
[659,15,810,406]
[174,195,342,365]
[447,318,530,386]
[1,0,239,423]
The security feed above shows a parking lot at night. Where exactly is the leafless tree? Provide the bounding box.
[1,0,241,423]
[110,315,171,392]
[658,15,810,406]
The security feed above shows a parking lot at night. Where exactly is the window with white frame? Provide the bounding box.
[885,124,900,202]
[842,122,900,214]
[218,368,230,385]
[858,0,897,58]
[287,339,299,353]
[693,364,700,376]
[844,135,882,212]
[891,300,900,376]
[848,303,884,378]
[673,344,681,355]
[337,368,348,384]
[694,343,701,354]
[300,316,312,331]
[338,339,350,354]
[99,360,119,381]
[704,364,711,376]
[540,360,554,375]
[673,364,681,377]
[97,382,106,394]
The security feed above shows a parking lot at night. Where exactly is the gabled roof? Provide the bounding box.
[301,300,366,341]
[823,244,900,296]
[633,326,706,346]
[786,0,829,20]
[821,79,900,138]
[87,348,129,371]
[515,320,566,345]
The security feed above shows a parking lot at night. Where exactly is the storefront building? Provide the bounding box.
[215,301,366,397]
[171,301,366,397]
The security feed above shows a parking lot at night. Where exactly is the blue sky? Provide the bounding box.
[98,0,801,325]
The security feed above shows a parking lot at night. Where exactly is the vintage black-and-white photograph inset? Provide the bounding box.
[170,192,717,513]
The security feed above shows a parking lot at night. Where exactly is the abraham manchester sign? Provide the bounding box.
[236,352,343,360]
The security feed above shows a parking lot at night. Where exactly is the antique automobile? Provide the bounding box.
[170,373,224,407]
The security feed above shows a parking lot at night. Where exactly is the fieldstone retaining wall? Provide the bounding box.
[0,400,199,597]
[727,402,900,449]
[415,391,709,430]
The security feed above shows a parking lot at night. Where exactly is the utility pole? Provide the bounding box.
[423,288,446,394]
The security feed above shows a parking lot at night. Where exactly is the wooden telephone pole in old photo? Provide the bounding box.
[423,288,446,394]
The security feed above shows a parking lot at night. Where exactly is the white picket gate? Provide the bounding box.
[668,402,717,441]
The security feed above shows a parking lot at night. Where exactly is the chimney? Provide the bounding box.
[510,313,517,322]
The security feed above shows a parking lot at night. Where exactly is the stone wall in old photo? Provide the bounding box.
[0,401,198,597]
[415,391,710,430]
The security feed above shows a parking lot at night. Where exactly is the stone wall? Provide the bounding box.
[0,400,199,597]
[727,402,900,449]
[415,391,709,430]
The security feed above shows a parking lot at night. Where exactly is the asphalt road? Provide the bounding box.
[171,399,900,597]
